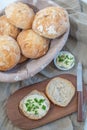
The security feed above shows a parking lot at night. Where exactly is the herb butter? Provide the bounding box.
[22,95,47,116]
[54,51,75,70]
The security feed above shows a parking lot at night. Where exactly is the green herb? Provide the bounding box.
[34,98,38,103]
[25,97,47,115]
[42,105,46,110]
[65,60,69,65]
[35,110,38,115]
[27,107,32,112]
[27,99,32,102]
[58,55,66,62]
[25,103,29,107]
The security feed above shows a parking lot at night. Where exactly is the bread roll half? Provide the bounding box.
[19,90,50,120]
[46,77,75,107]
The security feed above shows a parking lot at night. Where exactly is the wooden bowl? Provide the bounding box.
[0,0,70,82]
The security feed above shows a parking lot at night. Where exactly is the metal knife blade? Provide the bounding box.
[77,62,84,122]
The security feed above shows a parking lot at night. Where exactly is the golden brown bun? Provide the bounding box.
[5,2,35,29]
[17,29,50,59]
[0,15,20,39]
[32,6,69,39]
[0,35,20,71]
[19,54,28,64]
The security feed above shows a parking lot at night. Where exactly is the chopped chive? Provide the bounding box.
[42,105,46,110]
[34,98,38,103]
[27,99,32,102]
[35,111,38,115]
[25,103,29,107]
[27,107,32,111]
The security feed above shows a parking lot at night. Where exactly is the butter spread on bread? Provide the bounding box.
[19,90,50,120]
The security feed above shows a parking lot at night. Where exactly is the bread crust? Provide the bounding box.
[19,90,50,120]
[5,2,35,29]
[0,15,20,39]
[46,77,75,107]
[0,35,20,71]
[17,29,50,58]
[32,6,69,39]
[19,54,28,64]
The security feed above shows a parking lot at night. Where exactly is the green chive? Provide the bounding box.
[35,111,38,115]
[42,105,46,110]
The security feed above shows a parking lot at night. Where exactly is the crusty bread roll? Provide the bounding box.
[0,35,20,71]
[19,54,28,64]
[0,15,20,39]
[32,6,69,39]
[19,90,50,120]
[5,2,35,29]
[46,77,75,107]
[17,29,50,59]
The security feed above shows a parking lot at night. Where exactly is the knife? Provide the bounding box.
[77,62,84,122]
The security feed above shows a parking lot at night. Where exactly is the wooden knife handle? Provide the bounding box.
[77,91,84,122]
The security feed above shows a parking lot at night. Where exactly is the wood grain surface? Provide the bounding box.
[6,74,87,130]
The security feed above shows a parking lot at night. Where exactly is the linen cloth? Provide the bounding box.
[0,0,87,130]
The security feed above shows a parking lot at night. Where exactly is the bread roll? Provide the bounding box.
[0,15,20,39]
[5,2,35,29]
[17,29,50,59]
[0,35,20,71]
[19,90,50,120]
[32,6,69,39]
[19,54,28,64]
[46,77,75,107]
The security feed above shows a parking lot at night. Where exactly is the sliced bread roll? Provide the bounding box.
[19,90,50,120]
[46,77,75,107]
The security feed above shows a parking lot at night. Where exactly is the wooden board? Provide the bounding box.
[6,74,87,130]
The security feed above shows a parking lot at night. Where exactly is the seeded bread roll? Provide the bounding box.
[17,29,50,59]
[46,77,75,107]
[5,2,35,29]
[0,35,20,71]
[0,15,20,39]
[19,90,50,120]
[32,6,69,39]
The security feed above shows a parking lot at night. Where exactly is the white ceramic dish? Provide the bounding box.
[54,51,75,71]
[0,0,70,82]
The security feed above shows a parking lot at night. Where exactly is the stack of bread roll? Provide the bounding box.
[0,2,69,71]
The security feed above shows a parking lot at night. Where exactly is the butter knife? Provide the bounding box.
[77,62,84,122]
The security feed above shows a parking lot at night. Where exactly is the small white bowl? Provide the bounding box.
[54,51,75,70]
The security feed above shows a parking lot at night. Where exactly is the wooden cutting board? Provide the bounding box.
[6,74,87,130]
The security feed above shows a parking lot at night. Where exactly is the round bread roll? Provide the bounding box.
[32,6,69,39]
[46,77,75,107]
[0,15,20,39]
[0,35,20,71]
[17,29,50,59]
[19,90,50,120]
[5,2,35,29]
[19,54,28,64]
